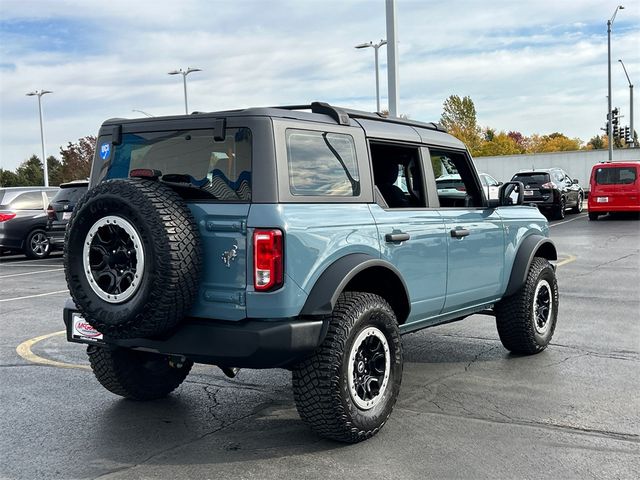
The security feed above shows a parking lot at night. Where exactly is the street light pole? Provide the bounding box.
[355,39,387,112]
[619,59,634,147]
[168,67,202,114]
[607,5,624,161]
[26,90,53,187]
[386,0,399,118]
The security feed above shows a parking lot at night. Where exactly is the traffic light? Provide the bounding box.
[612,108,620,138]
[623,126,630,143]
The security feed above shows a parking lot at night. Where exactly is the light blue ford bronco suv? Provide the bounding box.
[63,102,558,443]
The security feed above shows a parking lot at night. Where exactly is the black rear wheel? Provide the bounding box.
[87,345,192,400]
[553,197,566,220]
[571,193,583,214]
[588,212,599,221]
[292,292,403,443]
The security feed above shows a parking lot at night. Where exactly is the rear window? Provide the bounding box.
[594,166,637,185]
[106,128,252,201]
[51,186,87,204]
[512,173,550,185]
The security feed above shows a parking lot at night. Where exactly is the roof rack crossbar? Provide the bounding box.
[268,102,445,132]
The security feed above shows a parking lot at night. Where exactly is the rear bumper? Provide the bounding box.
[0,232,22,250]
[63,299,328,369]
[588,203,640,213]
[46,223,67,246]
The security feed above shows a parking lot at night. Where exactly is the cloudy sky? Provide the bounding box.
[1,0,638,170]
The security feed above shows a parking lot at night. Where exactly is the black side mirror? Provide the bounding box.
[497,181,503,186]
[498,181,524,206]
[572,179,579,184]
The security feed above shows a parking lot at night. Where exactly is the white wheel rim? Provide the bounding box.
[347,326,391,410]
[82,216,145,304]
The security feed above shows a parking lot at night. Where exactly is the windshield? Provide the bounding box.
[104,127,252,201]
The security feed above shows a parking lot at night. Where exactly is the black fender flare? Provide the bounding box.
[300,253,410,317]
[504,235,557,297]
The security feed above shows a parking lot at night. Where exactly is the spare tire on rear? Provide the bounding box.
[64,178,201,339]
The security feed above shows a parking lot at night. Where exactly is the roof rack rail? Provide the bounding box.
[271,102,445,132]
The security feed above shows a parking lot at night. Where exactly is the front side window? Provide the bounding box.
[286,130,360,196]
[431,150,483,207]
[106,127,252,201]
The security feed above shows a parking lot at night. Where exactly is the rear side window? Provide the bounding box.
[6,191,43,210]
[107,128,252,201]
[286,129,360,196]
[595,167,637,185]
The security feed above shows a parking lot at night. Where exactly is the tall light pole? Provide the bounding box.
[355,40,387,112]
[26,90,53,187]
[618,59,634,147]
[607,5,624,161]
[168,67,202,114]
[386,0,399,117]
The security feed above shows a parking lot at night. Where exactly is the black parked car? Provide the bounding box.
[46,181,89,249]
[0,187,59,258]
[511,168,584,220]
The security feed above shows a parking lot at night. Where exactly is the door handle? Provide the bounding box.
[385,232,410,243]
[450,228,470,238]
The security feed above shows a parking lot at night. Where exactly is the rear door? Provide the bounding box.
[101,121,254,321]
[592,164,640,209]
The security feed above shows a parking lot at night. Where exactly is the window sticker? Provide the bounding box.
[100,143,111,160]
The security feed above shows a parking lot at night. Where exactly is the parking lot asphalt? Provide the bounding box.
[1,212,639,480]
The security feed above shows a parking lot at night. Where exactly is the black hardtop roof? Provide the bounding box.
[102,101,446,133]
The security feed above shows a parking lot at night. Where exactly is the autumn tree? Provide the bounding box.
[585,135,607,150]
[0,169,20,187]
[59,135,96,182]
[476,131,522,157]
[440,95,482,155]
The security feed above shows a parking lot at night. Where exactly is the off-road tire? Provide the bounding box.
[64,179,201,339]
[25,229,51,259]
[495,257,558,354]
[292,292,403,443]
[553,197,566,220]
[588,212,599,221]
[87,345,192,400]
[571,193,583,214]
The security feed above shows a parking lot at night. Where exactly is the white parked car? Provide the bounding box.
[436,173,502,201]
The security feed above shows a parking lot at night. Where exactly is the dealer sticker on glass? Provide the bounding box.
[72,313,103,341]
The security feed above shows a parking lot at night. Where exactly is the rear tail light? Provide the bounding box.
[253,229,283,291]
[0,213,17,222]
[540,182,555,190]
[46,204,55,220]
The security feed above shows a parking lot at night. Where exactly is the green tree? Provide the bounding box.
[0,169,21,187]
[47,155,64,186]
[60,135,96,182]
[585,135,606,150]
[15,155,44,186]
[440,95,482,155]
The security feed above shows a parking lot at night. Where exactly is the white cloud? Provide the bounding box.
[1,0,639,170]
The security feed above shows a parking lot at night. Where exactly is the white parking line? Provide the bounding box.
[0,290,68,303]
[0,268,64,279]
[550,213,587,228]
[0,263,63,268]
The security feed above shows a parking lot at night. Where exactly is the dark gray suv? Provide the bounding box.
[0,186,59,258]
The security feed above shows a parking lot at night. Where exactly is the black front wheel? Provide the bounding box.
[494,257,559,354]
[292,292,403,443]
[87,346,193,400]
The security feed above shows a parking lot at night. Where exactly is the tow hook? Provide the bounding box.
[220,367,240,378]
